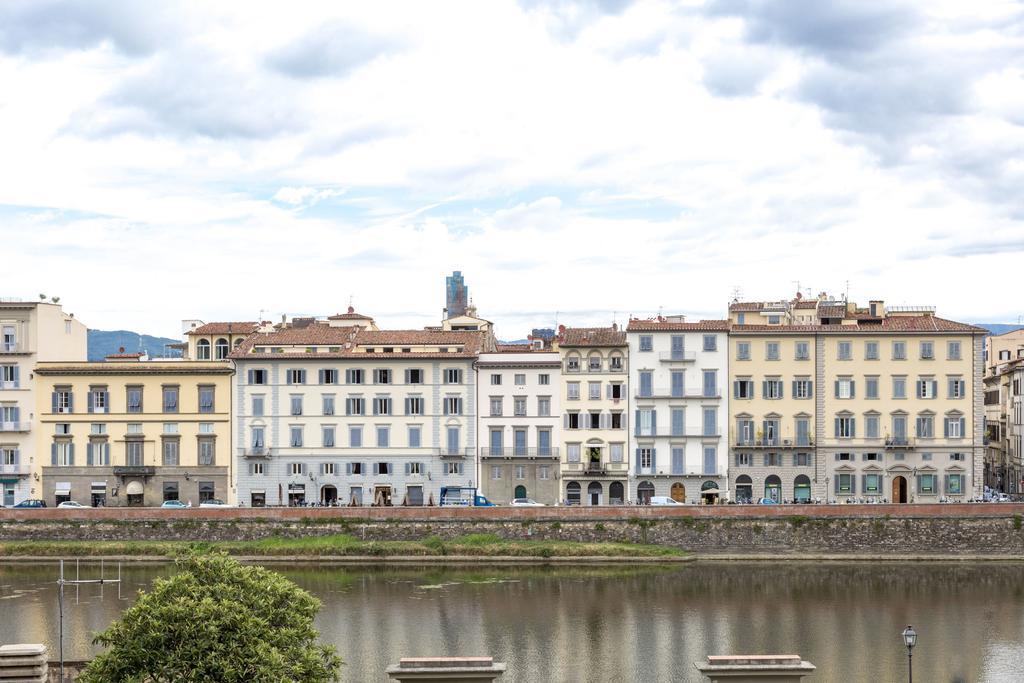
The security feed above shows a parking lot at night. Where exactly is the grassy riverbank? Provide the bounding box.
[0,533,684,559]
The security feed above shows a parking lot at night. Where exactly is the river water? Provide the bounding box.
[0,561,1022,682]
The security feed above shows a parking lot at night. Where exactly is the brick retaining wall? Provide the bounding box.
[2,504,1024,555]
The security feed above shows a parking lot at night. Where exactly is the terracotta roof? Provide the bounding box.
[626,319,730,332]
[104,352,145,359]
[328,306,373,320]
[496,343,533,352]
[559,327,627,347]
[732,316,985,334]
[188,321,258,335]
[817,305,847,318]
[230,324,359,356]
[355,330,487,353]
[793,300,818,309]
[728,302,765,312]
[35,361,233,376]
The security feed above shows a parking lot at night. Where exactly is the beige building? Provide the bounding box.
[1,300,87,506]
[985,328,1024,369]
[555,325,629,505]
[180,320,259,361]
[730,295,985,503]
[984,358,1023,494]
[35,360,234,506]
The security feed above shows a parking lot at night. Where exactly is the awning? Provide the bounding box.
[251,489,266,494]
[55,487,71,496]
[125,480,144,496]
[701,489,722,495]
[91,481,107,490]
[0,479,18,485]
[288,484,305,492]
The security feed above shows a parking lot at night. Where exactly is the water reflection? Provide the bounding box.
[1,561,1022,682]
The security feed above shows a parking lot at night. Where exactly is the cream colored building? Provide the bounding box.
[34,361,234,506]
[729,295,986,503]
[984,358,1023,494]
[181,320,259,361]
[0,301,87,506]
[555,325,629,505]
[985,328,1024,370]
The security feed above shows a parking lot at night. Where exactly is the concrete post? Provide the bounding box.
[0,644,48,683]
[386,656,506,682]
[695,654,816,682]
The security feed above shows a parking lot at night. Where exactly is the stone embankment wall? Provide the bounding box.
[2,505,1024,555]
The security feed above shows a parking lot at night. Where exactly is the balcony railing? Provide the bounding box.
[239,446,275,458]
[658,351,696,362]
[0,381,19,390]
[0,463,30,476]
[112,465,156,476]
[481,447,560,458]
[735,438,813,448]
[0,343,25,354]
[885,437,913,449]
[563,461,629,474]
[434,448,474,459]
[636,388,721,399]
[0,422,29,433]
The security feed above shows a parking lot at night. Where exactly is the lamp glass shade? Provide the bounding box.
[902,625,917,649]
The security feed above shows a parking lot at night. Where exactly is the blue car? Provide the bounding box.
[756,497,778,505]
[160,500,190,509]
[13,499,47,508]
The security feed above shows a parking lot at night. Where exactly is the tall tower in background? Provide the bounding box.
[444,271,469,319]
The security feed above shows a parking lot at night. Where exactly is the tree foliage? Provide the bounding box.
[79,553,342,682]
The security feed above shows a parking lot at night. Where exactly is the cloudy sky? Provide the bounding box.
[1,0,1023,339]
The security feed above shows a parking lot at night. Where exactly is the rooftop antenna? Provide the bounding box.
[258,309,266,323]
[844,280,850,302]
[792,280,800,296]
[730,286,741,302]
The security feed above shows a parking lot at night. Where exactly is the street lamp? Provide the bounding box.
[902,625,917,682]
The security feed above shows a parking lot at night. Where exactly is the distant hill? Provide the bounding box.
[88,330,181,361]
[974,324,1024,336]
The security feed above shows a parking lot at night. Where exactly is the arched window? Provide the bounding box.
[215,338,229,359]
[196,339,211,360]
[587,353,602,372]
[670,482,686,503]
[234,337,244,347]
[636,481,655,504]
[609,481,624,504]
[566,481,581,505]
[794,475,812,502]
[765,475,782,503]
[514,485,527,499]
[735,475,753,504]
[587,482,603,506]
[566,354,582,373]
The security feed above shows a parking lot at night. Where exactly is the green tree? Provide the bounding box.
[79,553,342,682]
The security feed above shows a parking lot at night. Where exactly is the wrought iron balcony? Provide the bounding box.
[885,437,913,449]
[480,447,560,459]
[239,446,275,458]
[434,448,474,459]
[112,465,156,476]
[734,438,813,448]
[635,387,721,399]
[658,351,696,362]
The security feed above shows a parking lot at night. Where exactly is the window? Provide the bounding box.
[737,418,754,445]
[767,315,781,325]
[950,452,965,462]
[835,378,855,399]
[54,388,72,414]
[736,342,751,360]
[443,397,462,415]
[837,341,852,360]
[377,426,390,448]
[610,413,623,429]
[920,341,934,359]
[918,474,936,494]
[638,371,653,397]
[445,462,463,475]
[567,444,581,462]
[444,368,462,384]
[0,365,18,388]
[866,414,880,438]
[946,473,964,495]
[609,383,624,399]
[252,461,264,475]
[835,416,855,438]
[794,452,812,466]
[567,413,581,430]
[639,336,653,351]
[588,411,600,429]
[198,386,214,413]
[944,416,965,438]
[346,397,365,416]
[514,397,527,416]
[734,379,754,399]
[567,382,580,400]
[762,419,779,444]
[374,369,392,384]
[916,415,934,438]
[566,356,580,372]
[863,474,881,495]
[765,342,780,361]
[322,426,335,448]
[764,453,782,467]
[539,374,550,385]
[639,448,653,468]
[637,409,654,436]
[490,397,503,416]
[251,426,265,449]
[196,339,211,360]
[539,465,550,479]
[322,396,335,416]
[736,452,753,466]
[948,377,965,399]
[892,341,907,360]
[373,397,392,415]
[162,440,179,466]
[408,461,422,475]
[55,422,71,435]
[589,382,601,400]
[538,397,551,416]
[670,408,685,437]
[793,379,812,399]
[248,369,267,385]
[446,427,460,455]
[290,462,304,476]
[837,473,854,494]
[408,426,421,448]
[491,374,502,385]
[88,388,108,413]
[865,341,879,360]
[198,439,214,465]
[588,355,601,372]
[893,376,907,399]
[864,452,882,462]
[350,462,364,475]
[837,452,854,461]
[917,378,937,399]
[406,368,424,384]
[892,415,908,441]
[703,335,717,351]
[160,386,178,413]
[405,397,424,415]
[609,443,623,463]
[126,441,143,467]
[90,423,106,435]
[763,379,783,400]
[702,370,717,397]
[491,465,502,480]
[350,426,362,447]
[702,407,717,436]
[320,369,339,385]
[290,426,303,447]
[795,342,810,360]
[865,376,879,399]
[514,373,526,385]
[126,387,142,413]
[322,462,336,476]
[290,395,303,416]
[947,341,962,360]
[346,369,364,384]
[287,369,306,385]
[515,465,526,480]
[163,422,178,434]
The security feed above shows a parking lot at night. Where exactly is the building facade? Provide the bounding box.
[232,311,491,507]
[729,295,985,503]
[984,359,1023,494]
[556,326,629,505]
[477,344,562,505]
[34,361,233,507]
[0,301,87,506]
[627,318,729,504]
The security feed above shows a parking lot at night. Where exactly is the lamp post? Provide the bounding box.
[902,624,917,683]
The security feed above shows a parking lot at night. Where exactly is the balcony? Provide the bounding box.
[635,388,722,400]
[434,448,474,459]
[0,422,29,433]
[658,351,696,363]
[0,343,27,354]
[885,437,913,449]
[0,463,30,476]
[239,446,275,458]
[0,381,19,390]
[734,438,813,449]
[481,447,560,459]
[112,466,156,476]
[563,461,629,475]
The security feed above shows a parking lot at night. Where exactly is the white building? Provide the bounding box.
[626,317,730,503]
[477,342,562,505]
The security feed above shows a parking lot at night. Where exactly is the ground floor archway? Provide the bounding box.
[670,482,686,502]
[735,475,753,503]
[892,475,908,503]
[514,484,527,499]
[609,481,624,505]
[566,481,581,505]
[794,475,811,502]
[321,484,338,505]
[636,481,654,505]
[764,475,782,503]
[587,481,603,506]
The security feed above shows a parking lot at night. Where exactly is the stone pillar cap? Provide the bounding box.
[0,644,47,657]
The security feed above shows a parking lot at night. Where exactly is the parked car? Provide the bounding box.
[160,500,191,509]
[56,501,87,509]
[198,499,232,509]
[510,498,544,507]
[649,496,685,506]
[995,494,1012,503]
[12,499,46,508]
[756,498,778,505]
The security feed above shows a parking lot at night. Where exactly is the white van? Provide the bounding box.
[649,496,685,506]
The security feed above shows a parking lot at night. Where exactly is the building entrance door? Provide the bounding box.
[892,476,908,503]
[374,486,392,506]
[670,482,686,502]
[2,483,14,507]
[587,482,603,506]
